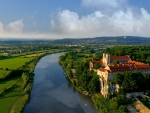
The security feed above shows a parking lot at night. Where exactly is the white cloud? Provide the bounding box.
[0,0,150,38]
[0,20,25,38]
[51,7,150,38]
[5,20,24,34]
[0,21,4,33]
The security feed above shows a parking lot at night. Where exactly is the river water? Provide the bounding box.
[23,53,98,113]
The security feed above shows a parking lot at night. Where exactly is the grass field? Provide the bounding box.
[0,70,10,78]
[0,78,24,113]
[0,76,20,94]
[0,96,20,113]
[0,53,8,56]
[0,57,34,69]
[22,53,44,57]
[0,50,52,113]
[73,53,93,62]
[10,94,29,113]
[12,50,50,57]
[0,77,20,93]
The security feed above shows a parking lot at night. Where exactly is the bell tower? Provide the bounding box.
[103,53,110,66]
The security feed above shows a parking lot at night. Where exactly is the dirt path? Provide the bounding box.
[24,83,30,92]
[9,96,23,113]
[134,98,150,113]
[9,83,30,113]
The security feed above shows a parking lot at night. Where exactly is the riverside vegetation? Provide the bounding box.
[0,51,54,113]
[0,41,68,113]
[59,45,150,113]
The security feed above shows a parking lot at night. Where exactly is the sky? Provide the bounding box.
[0,0,150,39]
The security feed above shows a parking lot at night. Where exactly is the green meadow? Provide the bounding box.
[10,94,29,113]
[0,70,10,78]
[0,76,19,93]
[0,54,37,113]
[12,50,50,57]
[0,57,34,69]
[0,78,24,113]
[0,97,20,113]
[0,49,60,113]
[73,53,93,62]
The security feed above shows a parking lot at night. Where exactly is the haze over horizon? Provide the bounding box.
[0,0,150,39]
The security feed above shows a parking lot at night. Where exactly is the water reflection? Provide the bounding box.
[23,53,97,113]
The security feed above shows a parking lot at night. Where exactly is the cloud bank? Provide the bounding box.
[0,20,24,37]
[51,0,150,38]
[5,20,24,33]
[1,0,150,38]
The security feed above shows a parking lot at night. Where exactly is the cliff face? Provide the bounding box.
[98,71,120,97]
[99,77,108,98]
[98,70,109,98]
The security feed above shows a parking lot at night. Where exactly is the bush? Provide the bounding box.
[119,105,127,112]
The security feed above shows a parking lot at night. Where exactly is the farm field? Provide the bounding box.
[0,76,20,93]
[0,70,10,78]
[11,50,50,57]
[0,78,24,113]
[10,94,29,113]
[73,53,93,62]
[0,96,20,113]
[23,53,44,57]
[0,57,34,69]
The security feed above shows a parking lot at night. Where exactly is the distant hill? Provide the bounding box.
[0,36,150,45]
[50,36,150,45]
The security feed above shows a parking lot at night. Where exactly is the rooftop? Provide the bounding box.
[110,56,131,60]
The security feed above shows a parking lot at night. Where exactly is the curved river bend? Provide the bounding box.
[23,53,97,113]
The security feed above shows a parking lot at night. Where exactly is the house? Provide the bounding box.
[90,53,150,97]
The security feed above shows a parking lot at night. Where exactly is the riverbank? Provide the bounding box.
[58,52,129,113]
[0,50,63,113]
[18,50,64,112]
[8,53,47,113]
[59,52,100,110]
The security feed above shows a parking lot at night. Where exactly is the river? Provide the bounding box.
[23,53,98,113]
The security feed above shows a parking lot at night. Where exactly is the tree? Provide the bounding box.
[146,56,150,64]
[119,105,127,112]
[93,63,101,69]
[72,80,76,86]
[109,97,119,110]
[88,74,100,94]
[113,73,124,85]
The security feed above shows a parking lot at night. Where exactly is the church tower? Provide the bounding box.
[103,53,110,66]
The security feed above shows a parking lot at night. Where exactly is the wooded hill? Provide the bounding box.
[50,36,150,45]
[1,36,150,45]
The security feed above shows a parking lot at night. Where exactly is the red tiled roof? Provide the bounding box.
[109,65,132,72]
[136,65,150,70]
[98,68,108,72]
[128,60,135,63]
[91,60,102,63]
[108,61,150,72]
[110,56,130,60]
